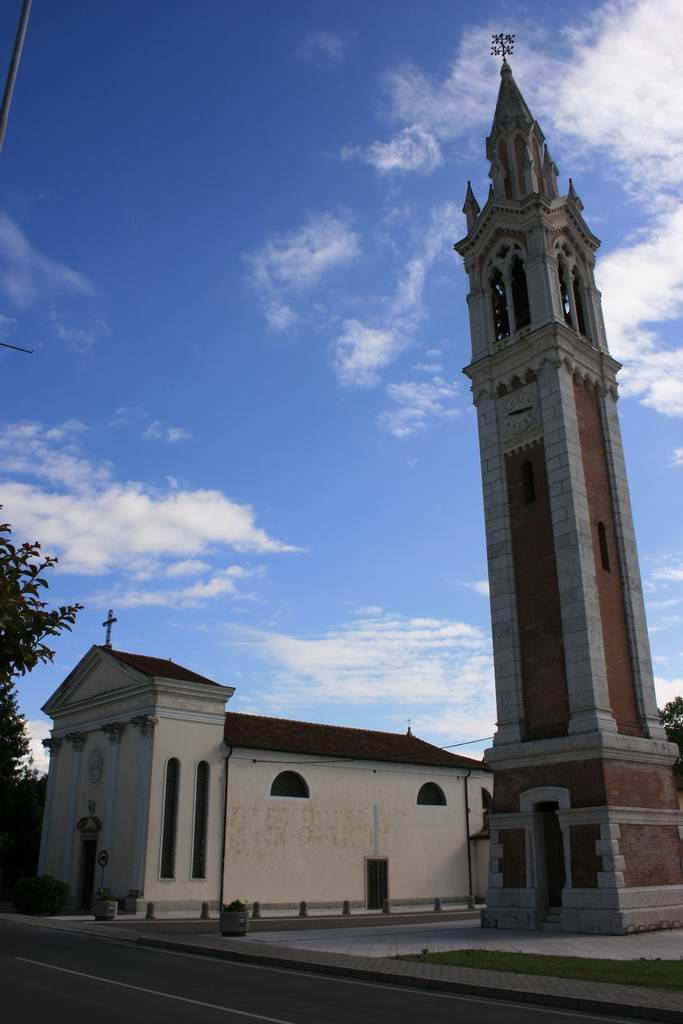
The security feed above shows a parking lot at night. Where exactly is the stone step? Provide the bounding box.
[541,920,561,930]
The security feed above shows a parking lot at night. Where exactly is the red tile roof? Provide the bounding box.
[224,711,485,769]
[101,647,221,687]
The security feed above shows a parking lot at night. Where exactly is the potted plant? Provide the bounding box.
[220,899,249,936]
[92,887,117,921]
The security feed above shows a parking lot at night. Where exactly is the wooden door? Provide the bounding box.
[366,859,388,910]
[79,839,97,909]
[542,808,566,907]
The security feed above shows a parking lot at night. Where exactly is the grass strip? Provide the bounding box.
[401,949,683,992]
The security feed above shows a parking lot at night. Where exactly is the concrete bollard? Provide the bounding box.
[252,901,261,919]
[299,900,308,918]
[342,900,351,916]
[466,895,475,909]
[145,901,156,920]
[382,898,390,914]
[434,897,442,912]
[200,901,210,920]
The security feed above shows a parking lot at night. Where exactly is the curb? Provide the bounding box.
[136,936,683,1023]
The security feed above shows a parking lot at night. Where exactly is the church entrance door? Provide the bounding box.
[366,858,388,910]
[79,839,97,909]
[538,802,565,908]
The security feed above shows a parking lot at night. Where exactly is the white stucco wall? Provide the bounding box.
[222,748,491,908]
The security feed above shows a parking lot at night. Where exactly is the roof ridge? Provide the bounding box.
[226,709,428,741]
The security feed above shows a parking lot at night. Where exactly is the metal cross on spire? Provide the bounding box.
[491,32,515,63]
[102,609,117,648]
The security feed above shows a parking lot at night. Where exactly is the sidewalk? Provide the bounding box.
[3,911,683,1021]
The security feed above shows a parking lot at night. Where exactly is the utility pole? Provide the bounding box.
[0,0,32,153]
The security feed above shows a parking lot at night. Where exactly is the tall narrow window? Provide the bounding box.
[510,255,531,329]
[490,268,510,340]
[192,761,209,879]
[558,264,572,326]
[572,268,588,337]
[522,460,536,506]
[160,758,179,879]
[598,521,610,571]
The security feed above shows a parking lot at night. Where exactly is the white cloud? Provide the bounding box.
[143,421,193,443]
[0,420,298,576]
[96,566,258,609]
[26,719,51,774]
[165,558,212,578]
[227,610,494,722]
[378,376,461,438]
[672,449,683,467]
[0,211,95,308]
[332,202,460,388]
[295,30,348,66]
[654,676,683,708]
[247,211,359,331]
[463,580,490,597]
[49,309,108,353]
[343,126,443,175]
[333,320,405,388]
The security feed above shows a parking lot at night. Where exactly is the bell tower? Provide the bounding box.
[455,59,683,933]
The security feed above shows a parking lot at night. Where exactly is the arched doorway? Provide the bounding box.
[76,814,101,909]
[535,802,566,909]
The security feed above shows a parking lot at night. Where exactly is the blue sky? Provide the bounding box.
[2,0,683,769]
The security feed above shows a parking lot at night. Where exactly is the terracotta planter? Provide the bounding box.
[220,910,249,935]
[92,899,117,921]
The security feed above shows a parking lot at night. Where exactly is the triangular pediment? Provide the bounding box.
[42,645,152,717]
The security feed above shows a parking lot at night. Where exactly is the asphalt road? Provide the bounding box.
[0,919,638,1024]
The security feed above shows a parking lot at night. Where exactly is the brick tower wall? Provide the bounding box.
[505,440,569,740]
[573,382,642,736]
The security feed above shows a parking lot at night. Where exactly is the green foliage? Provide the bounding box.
[0,516,82,685]
[223,899,246,912]
[0,765,46,885]
[94,887,115,901]
[659,696,683,775]
[13,875,69,915]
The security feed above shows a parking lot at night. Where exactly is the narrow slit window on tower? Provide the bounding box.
[490,267,510,340]
[510,255,531,329]
[598,521,610,571]
[558,264,572,326]
[572,267,588,337]
[191,761,209,879]
[522,460,536,506]
[160,758,179,879]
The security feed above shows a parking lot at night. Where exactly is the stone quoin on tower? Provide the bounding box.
[454,56,683,933]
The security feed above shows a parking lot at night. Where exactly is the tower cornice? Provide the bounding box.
[463,321,622,405]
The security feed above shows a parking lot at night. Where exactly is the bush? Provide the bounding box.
[223,899,246,912]
[14,875,69,915]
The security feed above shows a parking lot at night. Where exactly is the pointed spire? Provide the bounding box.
[486,62,546,202]
[568,177,584,211]
[463,180,481,232]
[542,145,560,199]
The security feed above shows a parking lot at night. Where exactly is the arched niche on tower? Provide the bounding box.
[553,237,592,343]
[485,238,532,344]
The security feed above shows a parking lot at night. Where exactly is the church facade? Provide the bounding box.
[456,60,683,933]
[39,645,491,912]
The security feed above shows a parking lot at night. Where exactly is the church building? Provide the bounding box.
[456,56,683,933]
[38,645,491,913]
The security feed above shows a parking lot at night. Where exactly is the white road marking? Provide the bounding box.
[14,957,297,1023]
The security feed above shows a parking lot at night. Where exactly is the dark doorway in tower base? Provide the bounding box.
[79,838,97,909]
[538,802,565,908]
[366,858,388,910]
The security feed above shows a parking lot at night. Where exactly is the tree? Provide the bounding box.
[660,696,683,777]
[0,516,82,882]
[0,517,82,685]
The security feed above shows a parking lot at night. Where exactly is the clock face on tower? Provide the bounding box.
[500,388,538,438]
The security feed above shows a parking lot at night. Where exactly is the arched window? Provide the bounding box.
[572,267,588,337]
[558,264,573,326]
[598,521,610,572]
[417,782,447,806]
[481,789,492,811]
[490,268,510,340]
[522,460,536,506]
[160,758,179,879]
[270,771,309,798]
[191,761,209,879]
[510,256,530,330]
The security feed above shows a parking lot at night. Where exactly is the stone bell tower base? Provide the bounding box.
[483,732,683,934]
